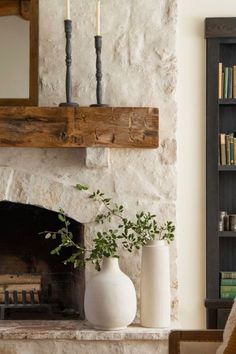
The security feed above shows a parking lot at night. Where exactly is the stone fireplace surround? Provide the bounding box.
[0,0,178,351]
[0,321,171,354]
[0,165,177,353]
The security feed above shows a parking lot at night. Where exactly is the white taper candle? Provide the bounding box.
[66,0,71,20]
[96,0,101,35]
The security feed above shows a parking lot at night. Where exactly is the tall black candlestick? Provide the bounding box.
[91,36,109,107]
[59,20,79,107]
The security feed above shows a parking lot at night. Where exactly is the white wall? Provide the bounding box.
[177,0,236,328]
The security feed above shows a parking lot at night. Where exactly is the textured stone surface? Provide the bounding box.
[85,148,110,169]
[7,169,31,204]
[0,167,13,200]
[0,0,178,339]
[0,340,168,354]
[0,321,170,341]
[0,321,169,354]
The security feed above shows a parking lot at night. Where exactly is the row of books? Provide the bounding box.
[220,272,236,299]
[219,133,236,165]
[218,63,236,99]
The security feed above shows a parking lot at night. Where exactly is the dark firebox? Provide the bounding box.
[0,201,85,320]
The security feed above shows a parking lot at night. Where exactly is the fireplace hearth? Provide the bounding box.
[0,201,85,320]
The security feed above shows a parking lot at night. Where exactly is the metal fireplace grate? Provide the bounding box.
[0,289,53,320]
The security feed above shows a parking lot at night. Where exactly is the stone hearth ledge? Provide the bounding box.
[0,321,175,341]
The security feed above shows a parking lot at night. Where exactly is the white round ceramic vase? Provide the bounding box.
[84,257,137,330]
[141,240,171,328]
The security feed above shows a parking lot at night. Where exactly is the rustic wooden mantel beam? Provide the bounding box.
[0,107,159,148]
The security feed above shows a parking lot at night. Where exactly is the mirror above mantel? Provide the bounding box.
[0,0,38,106]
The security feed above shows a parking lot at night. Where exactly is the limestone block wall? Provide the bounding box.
[0,0,178,321]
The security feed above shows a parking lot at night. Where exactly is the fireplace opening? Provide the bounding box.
[0,201,85,320]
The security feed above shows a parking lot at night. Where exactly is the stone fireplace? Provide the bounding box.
[0,0,178,351]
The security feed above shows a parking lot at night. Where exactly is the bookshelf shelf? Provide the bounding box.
[206,17,236,330]
[218,99,236,105]
[205,299,233,309]
[219,231,236,237]
[218,165,236,171]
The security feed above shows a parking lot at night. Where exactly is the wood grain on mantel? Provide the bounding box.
[0,107,159,148]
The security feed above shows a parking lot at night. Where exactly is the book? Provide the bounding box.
[225,134,231,165]
[222,279,236,285]
[220,291,236,299]
[221,271,236,279]
[218,135,220,165]
[220,134,226,165]
[228,67,233,99]
[224,67,229,99]
[234,133,236,165]
[233,66,236,99]
[221,285,236,292]
[222,71,225,99]
[218,63,223,99]
[230,133,234,164]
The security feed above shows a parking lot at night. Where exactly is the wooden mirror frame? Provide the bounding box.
[0,0,39,106]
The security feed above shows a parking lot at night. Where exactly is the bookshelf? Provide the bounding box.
[205,17,236,329]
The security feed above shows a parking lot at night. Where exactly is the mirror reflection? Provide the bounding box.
[0,16,29,99]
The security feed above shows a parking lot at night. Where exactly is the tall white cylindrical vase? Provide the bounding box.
[141,240,170,328]
[85,257,137,330]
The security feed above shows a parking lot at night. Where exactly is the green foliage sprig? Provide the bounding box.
[39,184,175,271]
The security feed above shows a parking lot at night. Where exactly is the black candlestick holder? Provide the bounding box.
[59,20,79,107]
[90,36,109,107]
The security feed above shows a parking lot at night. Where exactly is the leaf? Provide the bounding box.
[50,246,61,255]
[45,233,52,239]
[58,214,65,222]
[75,183,89,191]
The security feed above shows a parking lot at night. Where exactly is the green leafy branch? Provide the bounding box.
[39,208,87,269]
[39,184,175,271]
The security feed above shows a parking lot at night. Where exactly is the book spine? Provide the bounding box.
[230,133,234,164]
[221,285,236,292]
[221,279,236,285]
[233,66,236,99]
[226,134,231,165]
[222,71,225,99]
[220,292,236,299]
[228,67,233,99]
[220,134,226,165]
[218,63,223,99]
[218,135,221,165]
[234,133,236,165]
[221,271,236,279]
[224,67,229,99]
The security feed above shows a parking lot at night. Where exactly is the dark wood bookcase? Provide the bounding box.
[205,18,236,329]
